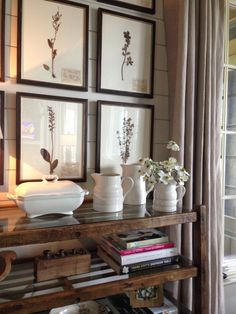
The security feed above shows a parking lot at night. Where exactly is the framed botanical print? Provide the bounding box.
[0,0,5,81]
[97,0,155,14]
[96,100,154,174]
[16,93,87,183]
[17,0,88,90]
[0,91,4,185]
[97,9,155,98]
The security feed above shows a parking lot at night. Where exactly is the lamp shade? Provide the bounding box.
[0,126,3,139]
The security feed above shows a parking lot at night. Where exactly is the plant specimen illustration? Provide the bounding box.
[116,117,134,164]
[121,31,134,81]
[43,8,62,78]
[40,106,58,175]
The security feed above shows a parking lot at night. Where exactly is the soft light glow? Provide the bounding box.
[0,126,3,139]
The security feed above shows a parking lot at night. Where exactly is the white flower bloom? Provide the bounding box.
[139,140,190,186]
[166,140,180,151]
[169,157,177,164]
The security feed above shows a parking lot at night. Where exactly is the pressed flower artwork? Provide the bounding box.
[97,9,155,98]
[18,0,88,90]
[40,106,59,175]
[43,8,62,79]
[121,31,134,81]
[116,117,134,164]
[16,93,87,183]
[96,101,154,175]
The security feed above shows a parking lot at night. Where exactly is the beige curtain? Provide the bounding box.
[163,0,225,313]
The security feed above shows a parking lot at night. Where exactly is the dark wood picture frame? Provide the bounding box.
[17,0,89,91]
[97,9,155,98]
[0,91,4,185]
[16,92,87,184]
[97,0,155,14]
[0,0,5,82]
[96,100,154,174]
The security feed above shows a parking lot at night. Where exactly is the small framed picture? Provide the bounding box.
[129,285,164,308]
[0,91,4,185]
[0,0,5,81]
[16,92,87,183]
[96,100,154,174]
[17,0,89,90]
[97,0,155,14]
[97,9,155,98]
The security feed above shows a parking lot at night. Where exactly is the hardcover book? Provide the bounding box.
[99,242,178,265]
[102,235,175,256]
[110,229,169,249]
[97,246,179,275]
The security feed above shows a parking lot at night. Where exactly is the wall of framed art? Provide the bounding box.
[0,0,169,210]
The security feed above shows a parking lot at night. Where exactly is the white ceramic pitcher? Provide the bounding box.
[91,173,134,212]
[153,182,186,212]
[121,163,153,205]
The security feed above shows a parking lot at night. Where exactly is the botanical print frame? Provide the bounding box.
[17,0,88,91]
[97,0,155,14]
[0,91,4,185]
[0,0,5,81]
[96,100,154,174]
[16,93,87,184]
[97,9,155,98]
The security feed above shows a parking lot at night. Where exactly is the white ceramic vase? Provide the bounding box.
[121,163,153,205]
[91,173,134,212]
[152,182,186,212]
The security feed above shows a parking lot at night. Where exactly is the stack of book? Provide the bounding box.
[97,228,179,275]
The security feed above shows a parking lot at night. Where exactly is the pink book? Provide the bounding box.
[102,237,175,256]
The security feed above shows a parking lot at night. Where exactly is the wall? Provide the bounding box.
[0,0,169,257]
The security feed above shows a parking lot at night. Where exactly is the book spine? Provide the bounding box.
[100,242,178,265]
[120,247,179,265]
[102,238,175,255]
[125,236,169,249]
[119,242,175,255]
[121,256,179,274]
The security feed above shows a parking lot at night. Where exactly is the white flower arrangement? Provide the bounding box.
[139,141,190,186]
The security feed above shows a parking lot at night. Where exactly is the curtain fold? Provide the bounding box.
[163,0,224,313]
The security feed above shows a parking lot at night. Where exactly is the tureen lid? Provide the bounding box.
[14,180,85,198]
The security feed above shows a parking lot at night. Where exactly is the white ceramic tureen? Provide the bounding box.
[8,179,89,218]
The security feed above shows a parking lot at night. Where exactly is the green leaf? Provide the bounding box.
[40,148,51,162]
[43,64,50,71]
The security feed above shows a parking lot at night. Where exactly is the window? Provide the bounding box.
[223,0,236,257]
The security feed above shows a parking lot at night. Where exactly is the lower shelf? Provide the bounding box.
[0,256,197,314]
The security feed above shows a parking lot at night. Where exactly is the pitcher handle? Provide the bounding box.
[121,176,134,201]
[176,185,186,201]
[146,183,154,197]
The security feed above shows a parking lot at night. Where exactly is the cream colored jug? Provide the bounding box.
[91,173,134,212]
[121,163,153,205]
[153,182,186,212]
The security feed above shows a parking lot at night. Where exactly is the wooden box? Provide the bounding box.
[34,248,91,282]
[129,285,164,308]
